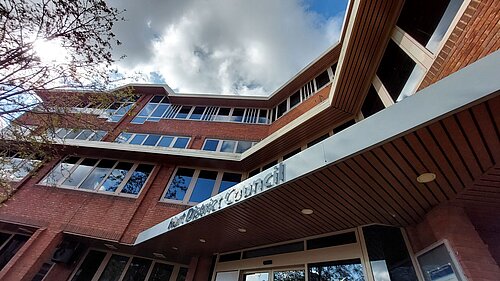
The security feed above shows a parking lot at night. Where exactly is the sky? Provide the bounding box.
[107,0,349,96]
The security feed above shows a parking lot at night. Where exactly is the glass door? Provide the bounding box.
[242,268,305,281]
[308,259,364,281]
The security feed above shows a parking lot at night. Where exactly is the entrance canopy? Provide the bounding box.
[132,51,499,263]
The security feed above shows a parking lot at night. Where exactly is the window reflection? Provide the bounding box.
[63,158,98,187]
[148,263,174,281]
[42,157,79,185]
[121,164,153,195]
[189,170,217,203]
[122,257,151,281]
[165,168,195,200]
[99,162,133,192]
[308,259,364,281]
[80,160,116,190]
[98,254,129,281]
[274,270,305,281]
[219,173,241,193]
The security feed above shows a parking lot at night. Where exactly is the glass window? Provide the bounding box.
[115,133,132,143]
[164,168,195,201]
[160,96,170,104]
[71,250,106,281]
[189,107,206,120]
[363,225,418,281]
[361,86,385,118]
[98,254,129,281]
[76,130,93,140]
[377,40,418,102]
[130,134,147,145]
[315,70,330,90]
[41,156,79,186]
[62,158,98,187]
[274,270,305,281]
[150,104,169,119]
[215,108,231,122]
[176,267,188,281]
[175,106,192,119]
[120,164,153,195]
[99,162,133,192]
[89,130,107,141]
[122,257,152,281]
[150,95,164,103]
[308,259,364,281]
[277,101,287,118]
[157,136,174,147]
[231,109,245,122]
[143,135,161,146]
[219,172,241,193]
[417,243,465,281]
[189,170,217,203]
[220,140,236,153]
[131,117,147,124]
[148,263,174,281]
[203,139,219,151]
[258,109,269,124]
[173,137,189,148]
[244,272,269,281]
[65,129,82,139]
[56,128,70,138]
[79,159,116,190]
[235,141,252,153]
[0,234,29,271]
[290,91,301,108]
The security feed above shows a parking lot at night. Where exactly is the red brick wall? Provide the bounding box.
[406,205,500,281]
[419,0,500,89]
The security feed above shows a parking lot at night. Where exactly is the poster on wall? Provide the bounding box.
[417,241,465,281]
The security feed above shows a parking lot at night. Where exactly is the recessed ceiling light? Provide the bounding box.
[153,253,166,259]
[199,238,206,243]
[301,208,314,215]
[417,172,436,183]
[171,246,178,250]
[104,243,117,250]
[238,228,247,233]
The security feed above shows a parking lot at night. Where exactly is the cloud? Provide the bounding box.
[107,0,346,96]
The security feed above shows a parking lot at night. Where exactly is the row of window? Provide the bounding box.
[41,157,154,197]
[115,133,191,149]
[73,95,139,123]
[131,96,270,125]
[202,139,257,154]
[270,64,336,122]
[162,168,242,204]
[0,232,30,272]
[71,249,187,281]
[52,128,107,141]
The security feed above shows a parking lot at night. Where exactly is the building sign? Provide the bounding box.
[166,163,286,231]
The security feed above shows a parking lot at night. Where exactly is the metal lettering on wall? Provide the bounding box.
[166,163,286,230]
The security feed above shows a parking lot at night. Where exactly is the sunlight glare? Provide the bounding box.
[33,39,70,64]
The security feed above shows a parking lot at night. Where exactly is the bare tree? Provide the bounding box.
[0,0,132,203]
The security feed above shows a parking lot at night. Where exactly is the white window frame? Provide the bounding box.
[202,139,256,154]
[40,157,155,198]
[117,132,191,149]
[68,248,188,281]
[161,167,243,205]
[54,128,107,141]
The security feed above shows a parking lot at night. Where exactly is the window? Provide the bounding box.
[175,106,192,119]
[41,157,154,197]
[361,86,386,118]
[162,168,242,204]
[315,70,330,90]
[0,153,41,181]
[0,232,30,271]
[308,259,364,281]
[397,0,463,53]
[189,107,206,120]
[131,95,170,124]
[290,91,301,108]
[202,139,256,153]
[115,133,191,149]
[214,108,231,122]
[71,250,180,281]
[231,108,245,122]
[277,100,288,119]
[53,128,107,141]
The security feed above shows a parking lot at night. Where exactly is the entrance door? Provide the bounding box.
[243,268,305,281]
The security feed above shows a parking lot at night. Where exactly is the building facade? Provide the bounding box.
[0,0,499,281]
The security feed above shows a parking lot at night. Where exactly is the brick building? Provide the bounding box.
[0,0,499,281]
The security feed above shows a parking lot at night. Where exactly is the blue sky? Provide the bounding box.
[108,0,349,96]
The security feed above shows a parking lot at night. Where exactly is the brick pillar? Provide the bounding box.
[421,205,500,281]
[185,255,213,281]
[0,228,62,281]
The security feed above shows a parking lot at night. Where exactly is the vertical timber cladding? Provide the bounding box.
[167,163,286,231]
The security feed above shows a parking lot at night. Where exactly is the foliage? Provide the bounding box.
[0,0,129,204]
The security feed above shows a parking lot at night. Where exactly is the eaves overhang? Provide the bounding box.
[132,49,500,257]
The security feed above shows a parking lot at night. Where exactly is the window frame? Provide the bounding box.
[161,167,243,205]
[201,138,256,154]
[53,128,107,141]
[115,132,191,149]
[40,157,155,198]
[68,248,187,281]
